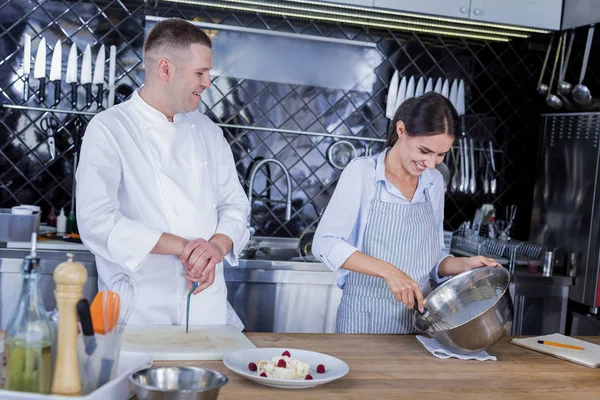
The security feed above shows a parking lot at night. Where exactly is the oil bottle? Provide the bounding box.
[2,233,53,393]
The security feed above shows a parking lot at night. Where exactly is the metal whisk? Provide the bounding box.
[417,307,453,332]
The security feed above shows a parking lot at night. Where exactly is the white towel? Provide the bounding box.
[416,335,497,361]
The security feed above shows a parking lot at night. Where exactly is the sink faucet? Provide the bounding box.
[247,158,292,235]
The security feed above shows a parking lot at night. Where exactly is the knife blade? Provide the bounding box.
[108,45,116,108]
[66,43,78,108]
[441,79,449,99]
[81,44,93,107]
[23,34,31,102]
[433,78,442,94]
[414,77,425,97]
[93,44,105,109]
[394,76,407,112]
[186,282,198,333]
[424,78,433,94]
[49,39,62,105]
[385,70,399,120]
[33,37,47,103]
[449,79,459,109]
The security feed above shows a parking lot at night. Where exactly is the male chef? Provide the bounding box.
[76,17,250,328]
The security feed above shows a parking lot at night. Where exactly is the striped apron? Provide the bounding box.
[336,179,442,334]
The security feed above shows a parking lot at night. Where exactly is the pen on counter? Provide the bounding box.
[537,340,584,350]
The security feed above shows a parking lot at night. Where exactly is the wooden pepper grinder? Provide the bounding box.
[51,253,87,396]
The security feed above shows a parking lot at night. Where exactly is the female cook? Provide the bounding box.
[312,92,499,334]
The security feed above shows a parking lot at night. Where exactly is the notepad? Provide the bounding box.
[511,333,600,368]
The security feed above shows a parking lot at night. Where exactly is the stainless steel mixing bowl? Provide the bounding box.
[413,266,513,354]
[129,366,228,400]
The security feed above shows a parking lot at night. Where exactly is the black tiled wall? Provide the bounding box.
[1,0,597,241]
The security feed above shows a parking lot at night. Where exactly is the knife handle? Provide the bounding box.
[54,81,61,106]
[97,83,104,109]
[70,83,78,108]
[85,83,92,108]
[38,77,45,103]
[23,75,29,103]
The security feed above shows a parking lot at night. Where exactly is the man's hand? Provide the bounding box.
[180,238,223,278]
[184,267,216,295]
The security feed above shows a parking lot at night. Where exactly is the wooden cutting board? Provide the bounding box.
[511,333,600,368]
[121,325,256,361]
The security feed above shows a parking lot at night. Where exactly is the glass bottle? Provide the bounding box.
[3,233,52,393]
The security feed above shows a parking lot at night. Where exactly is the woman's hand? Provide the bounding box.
[382,266,424,312]
[464,255,501,271]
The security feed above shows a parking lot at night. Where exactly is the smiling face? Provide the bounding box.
[390,120,454,177]
[167,43,212,114]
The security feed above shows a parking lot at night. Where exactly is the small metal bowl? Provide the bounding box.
[129,366,228,400]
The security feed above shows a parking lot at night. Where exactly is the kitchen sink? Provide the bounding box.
[239,236,317,262]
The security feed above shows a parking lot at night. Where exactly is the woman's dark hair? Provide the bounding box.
[386,91,459,147]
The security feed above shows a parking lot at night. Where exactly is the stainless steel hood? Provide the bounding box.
[562,0,600,30]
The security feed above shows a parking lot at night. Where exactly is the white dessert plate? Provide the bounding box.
[223,347,349,389]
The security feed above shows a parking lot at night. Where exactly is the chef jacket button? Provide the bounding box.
[191,123,196,128]
[158,163,163,169]
[203,161,208,166]
[212,204,216,208]
[170,205,177,213]
[217,289,222,294]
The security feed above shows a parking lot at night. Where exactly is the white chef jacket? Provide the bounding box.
[76,89,250,329]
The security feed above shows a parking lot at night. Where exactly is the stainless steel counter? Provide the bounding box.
[0,237,574,334]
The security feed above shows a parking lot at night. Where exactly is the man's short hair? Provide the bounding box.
[144,18,212,59]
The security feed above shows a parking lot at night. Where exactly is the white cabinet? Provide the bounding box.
[321,0,374,7]
[371,0,562,30]
[469,0,562,30]
[373,0,471,19]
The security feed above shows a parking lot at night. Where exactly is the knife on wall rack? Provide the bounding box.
[49,39,62,106]
[33,37,47,103]
[66,43,78,108]
[22,34,31,103]
[93,44,105,109]
[81,44,93,108]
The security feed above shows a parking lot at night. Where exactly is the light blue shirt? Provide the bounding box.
[312,148,452,288]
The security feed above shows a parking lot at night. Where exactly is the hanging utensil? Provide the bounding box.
[33,37,47,103]
[108,45,117,108]
[441,79,449,98]
[385,70,399,119]
[414,76,425,97]
[557,30,575,97]
[488,141,497,194]
[93,44,106,109]
[450,146,459,192]
[40,117,57,160]
[433,78,442,94]
[49,39,62,106]
[404,76,415,100]
[469,137,476,194]
[546,34,563,109]
[424,77,433,94]
[186,282,198,333]
[537,35,554,95]
[22,33,31,103]
[572,24,595,105]
[66,43,78,108]
[394,75,408,112]
[81,44,93,108]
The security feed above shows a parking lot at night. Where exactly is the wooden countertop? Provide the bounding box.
[152,333,600,400]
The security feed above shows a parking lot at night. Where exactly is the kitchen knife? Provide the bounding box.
[441,79,449,98]
[66,43,78,108]
[404,76,415,101]
[186,282,198,333]
[424,78,433,94]
[23,33,31,102]
[81,44,93,108]
[108,45,116,108]
[49,39,62,106]
[33,37,47,103]
[385,70,399,119]
[449,79,459,108]
[414,77,424,97]
[394,75,407,113]
[433,78,442,94]
[93,44,105,109]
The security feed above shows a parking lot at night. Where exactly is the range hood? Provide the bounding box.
[562,0,600,30]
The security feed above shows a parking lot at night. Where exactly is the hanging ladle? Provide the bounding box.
[536,35,554,96]
[546,35,563,109]
[557,30,575,96]
[572,24,595,105]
